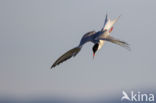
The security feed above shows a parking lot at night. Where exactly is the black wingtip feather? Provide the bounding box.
[51,64,55,69]
[51,47,81,69]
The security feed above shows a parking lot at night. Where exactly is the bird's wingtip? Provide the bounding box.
[51,64,55,69]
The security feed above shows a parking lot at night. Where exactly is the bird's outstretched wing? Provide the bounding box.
[79,31,96,46]
[51,31,96,68]
[98,35,130,50]
[51,47,81,68]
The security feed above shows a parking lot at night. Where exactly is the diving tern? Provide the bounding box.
[51,14,130,68]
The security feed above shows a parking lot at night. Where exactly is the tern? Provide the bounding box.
[51,14,130,68]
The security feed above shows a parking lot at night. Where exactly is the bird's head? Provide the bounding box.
[92,43,99,58]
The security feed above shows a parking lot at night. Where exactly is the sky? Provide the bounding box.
[0,0,156,100]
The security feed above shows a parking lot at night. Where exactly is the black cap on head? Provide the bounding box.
[92,43,99,54]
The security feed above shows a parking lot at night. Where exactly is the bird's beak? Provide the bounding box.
[93,52,95,59]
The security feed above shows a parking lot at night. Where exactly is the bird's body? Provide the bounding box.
[98,40,105,50]
[97,31,110,50]
[51,14,130,68]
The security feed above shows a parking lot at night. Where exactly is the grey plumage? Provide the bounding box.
[97,31,130,50]
[79,31,96,46]
[51,47,81,68]
[51,31,96,68]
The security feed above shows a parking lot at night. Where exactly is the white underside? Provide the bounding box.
[98,40,105,50]
[98,33,110,50]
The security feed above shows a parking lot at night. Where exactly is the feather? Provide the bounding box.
[98,35,130,51]
[51,47,81,68]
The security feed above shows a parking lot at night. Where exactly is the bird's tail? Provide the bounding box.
[102,15,120,31]
[51,47,81,68]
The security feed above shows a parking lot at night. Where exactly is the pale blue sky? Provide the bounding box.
[0,0,156,99]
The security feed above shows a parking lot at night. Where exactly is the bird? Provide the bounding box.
[51,14,130,68]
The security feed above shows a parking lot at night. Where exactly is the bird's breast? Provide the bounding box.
[98,33,110,50]
[98,40,105,50]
